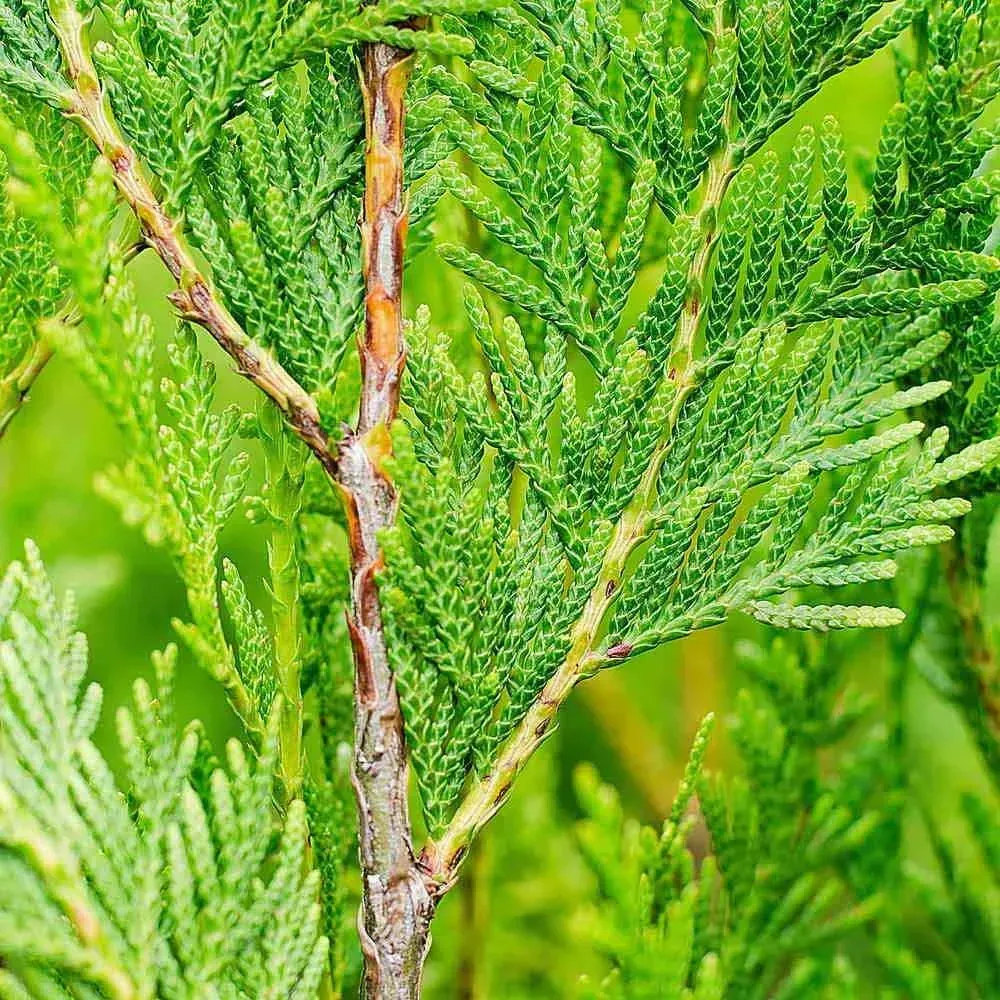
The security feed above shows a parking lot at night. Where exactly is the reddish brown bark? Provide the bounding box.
[347,39,436,1000]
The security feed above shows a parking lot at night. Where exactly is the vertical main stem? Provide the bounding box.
[51,0,434,985]
[345,39,435,1000]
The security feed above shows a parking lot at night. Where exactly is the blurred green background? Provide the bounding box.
[2,41,998,997]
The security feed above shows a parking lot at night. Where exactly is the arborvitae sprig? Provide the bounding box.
[184,52,365,416]
[386,2,1000,858]
[0,543,326,998]
[1,130,272,736]
[0,0,407,986]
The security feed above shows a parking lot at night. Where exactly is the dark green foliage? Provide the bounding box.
[184,53,365,413]
[385,0,1000,841]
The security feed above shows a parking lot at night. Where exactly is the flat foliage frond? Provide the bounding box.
[386,0,1000,836]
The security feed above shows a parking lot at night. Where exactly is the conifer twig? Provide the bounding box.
[45,0,331,750]
[422,4,740,877]
[47,0,340,481]
[423,149,737,888]
[348,35,435,1000]
[0,338,52,438]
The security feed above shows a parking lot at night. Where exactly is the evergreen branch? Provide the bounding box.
[405,0,1000,900]
[39,0,353,755]
[46,0,341,481]
[424,136,739,887]
[41,6,437,986]
[1,0,998,991]
[348,35,435,1000]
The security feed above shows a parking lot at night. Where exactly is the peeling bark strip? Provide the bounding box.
[349,39,435,1000]
[359,40,410,436]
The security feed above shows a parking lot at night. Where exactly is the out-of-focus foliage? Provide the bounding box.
[0,543,326,999]
[571,642,885,999]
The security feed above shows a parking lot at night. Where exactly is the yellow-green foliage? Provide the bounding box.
[1,0,999,996]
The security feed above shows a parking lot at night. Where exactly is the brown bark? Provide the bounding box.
[348,39,435,1000]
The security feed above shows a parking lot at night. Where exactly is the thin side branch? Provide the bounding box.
[0,339,53,438]
[48,0,339,480]
[423,154,737,889]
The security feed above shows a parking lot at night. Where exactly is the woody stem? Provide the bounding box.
[347,38,435,1000]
